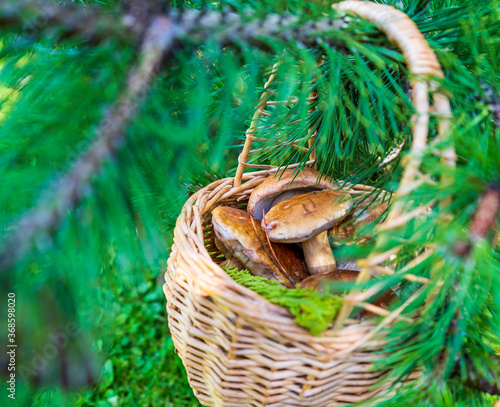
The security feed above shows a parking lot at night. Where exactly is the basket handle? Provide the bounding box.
[335,1,455,201]
[233,1,455,189]
[332,1,456,329]
[336,1,444,78]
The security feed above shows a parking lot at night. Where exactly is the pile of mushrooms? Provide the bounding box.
[212,167,390,295]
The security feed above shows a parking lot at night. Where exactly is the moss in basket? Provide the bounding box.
[224,266,342,336]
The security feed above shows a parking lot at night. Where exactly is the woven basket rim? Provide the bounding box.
[170,174,381,343]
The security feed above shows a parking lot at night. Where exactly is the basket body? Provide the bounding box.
[164,175,417,407]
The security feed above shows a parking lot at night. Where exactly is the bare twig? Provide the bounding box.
[0,16,176,270]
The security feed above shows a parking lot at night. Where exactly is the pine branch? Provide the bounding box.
[0,0,496,401]
[0,15,176,271]
[1,1,348,53]
[428,184,500,397]
[174,9,346,50]
[123,0,164,35]
[1,3,492,271]
[0,0,132,44]
[0,4,364,271]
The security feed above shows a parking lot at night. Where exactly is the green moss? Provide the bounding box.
[225,267,342,336]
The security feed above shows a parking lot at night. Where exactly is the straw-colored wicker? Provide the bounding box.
[163,2,454,406]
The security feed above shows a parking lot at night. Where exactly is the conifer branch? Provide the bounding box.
[0,1,348,52]
[0,2,492,275]
[447,184,500,394]
[0,15,176,271]
[0,4,354,270]
[0,1,132,44]
[173,9,346,50]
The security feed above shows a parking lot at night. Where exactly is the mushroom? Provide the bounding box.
[300,269,398,318]
[248,167,335,220]
[328,201,388,272]
[299,269,359,293]
[329,201,389,246]
[214,237,245,270]
[263,189,353,275]
[211,206,309,284]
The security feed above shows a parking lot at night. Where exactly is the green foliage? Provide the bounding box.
[0,0,498,405]
[225,266,342,335]
[17,273,199,407]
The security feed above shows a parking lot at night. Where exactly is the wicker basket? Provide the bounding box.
[163,2,454,405]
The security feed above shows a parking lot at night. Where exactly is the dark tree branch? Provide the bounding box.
[1,1,347,52]
[0,3,353,270]
[0,15,176,270]
[0,1,133,45]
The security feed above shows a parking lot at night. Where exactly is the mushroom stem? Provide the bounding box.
[301,231,336,275]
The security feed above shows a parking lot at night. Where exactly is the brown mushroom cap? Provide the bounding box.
[299,269,359,293]
[275,243,310,283]
[300,269,398,317]
[329,202,388,245]
[211,206,309,284]
[264,189,353,243]
[248,167,335,220]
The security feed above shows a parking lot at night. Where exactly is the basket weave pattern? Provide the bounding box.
[165,176,422,406]
[164,1,453,405]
